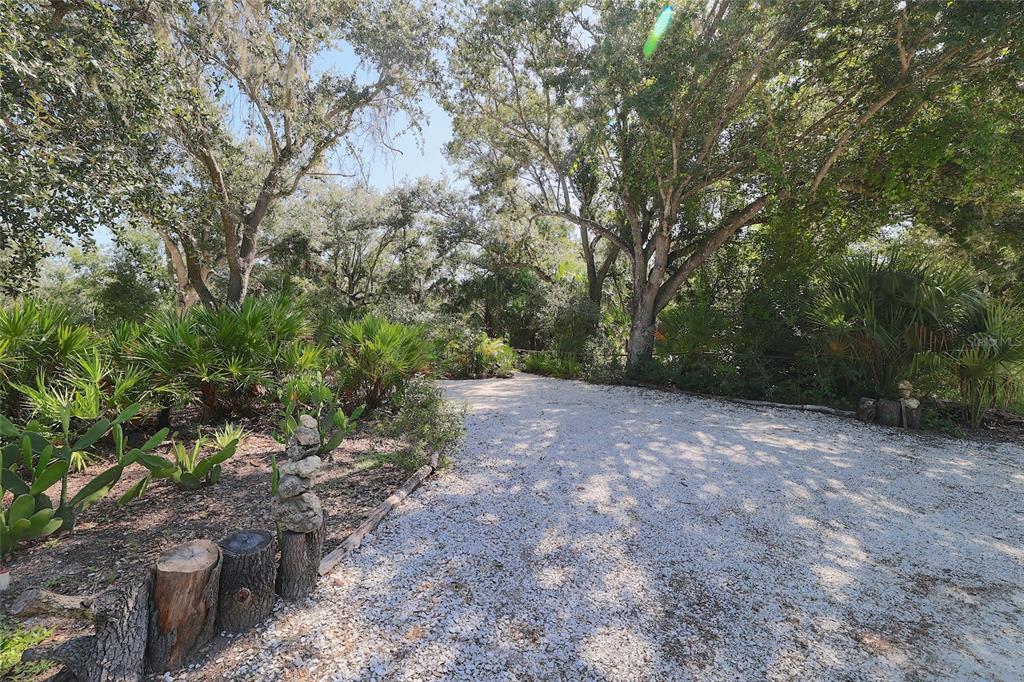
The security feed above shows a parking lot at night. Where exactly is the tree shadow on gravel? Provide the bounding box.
[223,374,1024,681]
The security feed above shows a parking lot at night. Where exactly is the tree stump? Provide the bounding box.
[277,522,325,601]
[856,397,876,423]
[217,530,277,633]
[17,578,151,682]
[875,399,902,427]
[146,540,221,673]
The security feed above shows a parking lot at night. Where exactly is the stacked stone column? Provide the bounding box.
[272,415,326,599]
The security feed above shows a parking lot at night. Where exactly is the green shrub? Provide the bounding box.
[330,314,432,409]
[437,328,515,379]
[812,247,980,396]
[943,300,1024,427]
[370,378,465,471]
[137,297,315,417]
[522,351,581,379]
[0,300,96,418]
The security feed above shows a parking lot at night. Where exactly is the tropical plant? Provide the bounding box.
[331,314,432,409]
[0,405,168,543]
[137,297,315,417]
[437,329,516,379]
[943,301,1024,427]
[522,351,581,380]
[0,300,95,418]
[211,423,248,451]
[812,248,980,396]
[276,372,364,459]
[138,436,239,490]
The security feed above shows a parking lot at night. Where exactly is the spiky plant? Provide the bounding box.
[812,247,981,396]
[330,314,432,409]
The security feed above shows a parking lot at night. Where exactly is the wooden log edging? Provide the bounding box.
[318,464,434,576]
[623,380,856,418]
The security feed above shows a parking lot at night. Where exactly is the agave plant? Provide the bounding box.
[136,436,239,490]
[812,247,981,396]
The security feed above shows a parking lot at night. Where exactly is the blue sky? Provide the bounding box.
[312,45,456,191]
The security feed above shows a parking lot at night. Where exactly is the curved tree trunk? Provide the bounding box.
[277,522,325,601]
[146,540,221,673]
[217,530,277,633]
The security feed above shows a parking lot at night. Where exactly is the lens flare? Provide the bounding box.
[643,5,674,59]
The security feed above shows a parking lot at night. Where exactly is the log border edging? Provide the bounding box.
[318,464,434,576]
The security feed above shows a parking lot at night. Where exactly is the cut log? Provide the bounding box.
[20,577,151,682]
[146,540,221,673]
[875,399,902,427]
[277,522,325,601]
[217,529,277,633]
[856,397,877,423]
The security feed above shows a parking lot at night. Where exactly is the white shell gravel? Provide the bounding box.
[194,374,1024,681]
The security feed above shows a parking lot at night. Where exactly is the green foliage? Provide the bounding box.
[812,247,980,396]
[210,423,248,451]
[943,301,1024,427]
[276,372,365,458]
[331,315,431,409]
[137,297,314,417]
[0,1,170,293]
[370,378,465,471]
[0,616,53,681]
[0,404,168,554]
[522,352,581,380]
[138,437,238,490]
[437,327,516,379]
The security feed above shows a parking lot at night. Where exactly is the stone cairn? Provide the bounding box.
[857,380,921,428]
[271,415,326,599]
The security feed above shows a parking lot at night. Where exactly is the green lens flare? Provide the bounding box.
[643,5,674,59]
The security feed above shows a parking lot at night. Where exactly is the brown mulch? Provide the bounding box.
[1,424,408,675]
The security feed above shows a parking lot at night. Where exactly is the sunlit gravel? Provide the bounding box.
[195,374,1024,681]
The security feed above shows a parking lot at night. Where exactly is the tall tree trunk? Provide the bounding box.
[625,285,657,376]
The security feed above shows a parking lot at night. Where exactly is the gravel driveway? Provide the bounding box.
[203,374,1024,681]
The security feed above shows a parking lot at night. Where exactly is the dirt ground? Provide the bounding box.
[2,422,408,679]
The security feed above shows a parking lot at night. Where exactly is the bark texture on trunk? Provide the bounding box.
[277,522,325,601]
[19,578,151,682]
[217,530,277,633]
[146,540,221,673]
[625,290,657,377]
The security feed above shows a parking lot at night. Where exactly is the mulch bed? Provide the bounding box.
[1,421,408,679]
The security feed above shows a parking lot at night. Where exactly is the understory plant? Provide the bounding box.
[437,329,516,379]
[276,372,364,458]
[812,247,980,396]
[370,377,465,471]
[126,432,238,491]
[136,297,317,418]
[522,351,581,379]
[0,404,168,557]
[331,314,432,409]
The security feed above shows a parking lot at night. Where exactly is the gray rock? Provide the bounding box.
[298,414,318,430]
[278,455,322,478]
[293,425,320,448]
[271,492,323,533]
[277,474,311,498]
[284,444,307,460]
